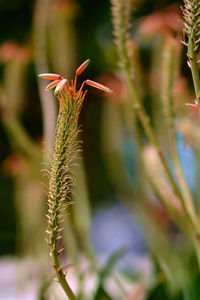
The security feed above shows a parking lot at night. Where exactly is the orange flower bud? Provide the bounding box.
[45,79,61,91]
[54,79,68,95]
[76,59,90,75]
[185,103,199,111]
[85,79,113,93]
[38,73,62,80]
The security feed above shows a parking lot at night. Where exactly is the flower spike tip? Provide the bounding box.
[38,60,113,98]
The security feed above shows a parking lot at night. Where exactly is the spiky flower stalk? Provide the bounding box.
[182,0,200,104]
[39,60,112,299]
[111,0,133,80]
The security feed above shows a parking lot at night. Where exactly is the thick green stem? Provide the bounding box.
[49,200,76,300]
[52,251,76,300]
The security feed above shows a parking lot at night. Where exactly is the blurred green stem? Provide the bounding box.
[161,38,199,232]
[33,0,56,149]
[64,214,85,298]
[64,214,82,274]
[169,123,199,229]
[111,0,186,219]
[193,235,200,267]
[133,112,191,233]
[72,162,97,267]
[119,32,183,202]
[126,75,183,207]
[4,115,41,163]
[111,0,200,232]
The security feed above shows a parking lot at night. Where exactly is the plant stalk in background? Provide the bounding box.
[111,0,200,265]
[33,0,57,149]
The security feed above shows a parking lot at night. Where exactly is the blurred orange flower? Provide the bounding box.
[0,41,31,62]
[139,4,182,36]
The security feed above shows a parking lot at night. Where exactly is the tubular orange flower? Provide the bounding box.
[38,73,63,80]
[54,78,68,95]
[45,79,61,91]
[185,103,199,111]
[39,61,113,99]
[85,79,113,93]
[75,59,90,75]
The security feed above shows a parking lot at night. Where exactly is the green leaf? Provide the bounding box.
[100,249,125,280]
[93,249,125,300]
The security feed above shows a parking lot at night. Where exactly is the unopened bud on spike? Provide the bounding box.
[38,73,62,80]
[45,79,61,91]
[76,59,90,75]
[85,79,113,93]
[54,78,67,95]
[185,103,199,111]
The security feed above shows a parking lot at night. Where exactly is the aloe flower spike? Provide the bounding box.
[38,61,112,299]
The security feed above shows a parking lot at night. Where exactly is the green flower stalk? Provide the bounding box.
[39,60,112,299]
[182,0,200,105]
